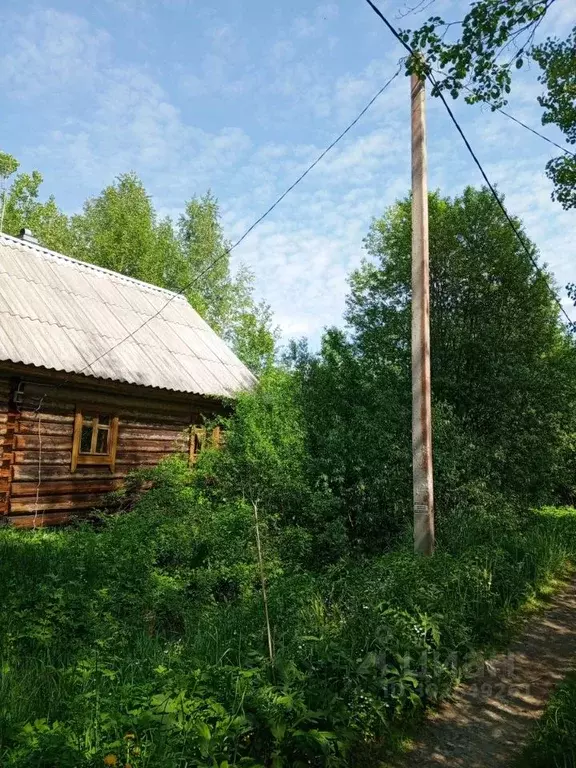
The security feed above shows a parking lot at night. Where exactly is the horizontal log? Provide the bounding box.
[18,411,75,425]
[116,454,171,466]
[13,465,125,481]
[20,400,75,416]
[116,448,184,460]
[14,451,71,465]
[18,404,204,431]
[21,402,195,426]
[23,385,197,417]
[117,439,187,453]
[15,435,73,451]
[9,512,75,528]
[119,418,195,431]
[10,494,110,513]
[118,427,189,442]
[18,421,74,437]
[12,479,124,497]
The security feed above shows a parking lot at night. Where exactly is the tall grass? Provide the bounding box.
[1,491,575,766]
[517,672,576,768]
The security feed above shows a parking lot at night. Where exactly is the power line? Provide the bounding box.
[430,76,575,328]
[427,66,576,158]
[491,108,575,158]
[76,67,402,377]
[364,0,574,329]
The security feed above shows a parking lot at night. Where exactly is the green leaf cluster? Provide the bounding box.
[403,1,575,207]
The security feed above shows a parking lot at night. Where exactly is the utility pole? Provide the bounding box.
[411,67,435,556]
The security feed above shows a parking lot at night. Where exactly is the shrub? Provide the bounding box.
[1,465,575,766]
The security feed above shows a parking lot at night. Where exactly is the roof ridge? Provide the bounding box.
[0,232,186,300]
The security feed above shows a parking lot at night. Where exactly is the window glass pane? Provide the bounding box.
[80,425,93,453]
[95,428,109,454]
[99,414,110,426]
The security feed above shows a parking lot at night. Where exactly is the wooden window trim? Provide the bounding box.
[189,426,206,466]
[72,410,119,473]
[211,426,222,447]
[188,425,222,466]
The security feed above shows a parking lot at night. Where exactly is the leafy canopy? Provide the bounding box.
[290,187,576,554]
[402,1,576,208]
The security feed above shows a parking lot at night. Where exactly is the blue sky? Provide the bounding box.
[1,0,575,343]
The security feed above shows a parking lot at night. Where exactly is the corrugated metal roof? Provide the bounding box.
[0,233,257,397]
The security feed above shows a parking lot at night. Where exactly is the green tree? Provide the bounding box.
[177,192,234,329]
[352,187,576,500]
[290,329,411,551]
[196,367,346,565]
[0,164,72,252]
[532,29,576,209]
[0,152,19,181]
[403,2,576,207]
[0,151,19,234]
[294,187,576,550]
[69,172,174,285]
[177,192,277,373]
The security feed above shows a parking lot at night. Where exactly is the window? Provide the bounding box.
[72,410,119,472]
[188,425,222,465]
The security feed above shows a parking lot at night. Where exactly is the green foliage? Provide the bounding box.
[1,169,73,252]
[0,152,19,181]
[356,187,575,501]
[402,2,575,207]
[518,671,576,767]
[284,188,576,556]
[1,476,576,765]
[196,369,345,566]
[70,172,171,285]
[533,29,576,210]
[288,330,411,551]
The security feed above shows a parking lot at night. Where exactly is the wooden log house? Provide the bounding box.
[0,230,256,528]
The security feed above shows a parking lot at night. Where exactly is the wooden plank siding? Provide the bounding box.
[0,367,226,528]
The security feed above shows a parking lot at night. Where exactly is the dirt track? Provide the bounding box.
[395,579,576,767]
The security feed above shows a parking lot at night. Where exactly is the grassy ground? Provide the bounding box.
[1,485,576,766]
[518,672,576,768]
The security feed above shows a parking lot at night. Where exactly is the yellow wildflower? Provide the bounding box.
[124,732,136,740]
[103,756,118,767]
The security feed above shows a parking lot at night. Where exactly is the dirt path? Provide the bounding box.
[395,578,576,767]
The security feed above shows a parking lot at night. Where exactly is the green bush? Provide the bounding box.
[1,460,575,766]
[518,672,576,767]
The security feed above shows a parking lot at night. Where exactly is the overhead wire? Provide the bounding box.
[486,107,575,158]
[22,63,403,528]
[427,66,576,159]
[73,66,402,378]
[364,0,575,329]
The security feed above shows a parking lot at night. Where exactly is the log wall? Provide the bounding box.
[0,372,222,528]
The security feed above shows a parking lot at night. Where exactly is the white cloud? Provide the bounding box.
[3,0,575,346]
[0,9,110,98]
[292,3,339,39]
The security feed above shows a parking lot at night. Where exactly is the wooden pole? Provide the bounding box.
[411,69,435,556]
